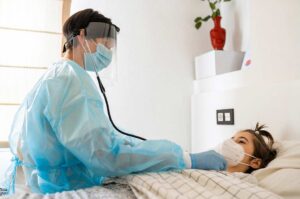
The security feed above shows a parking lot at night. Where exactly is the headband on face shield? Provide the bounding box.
[73,22,119,84]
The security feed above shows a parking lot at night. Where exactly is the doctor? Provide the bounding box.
[7,9,226,194]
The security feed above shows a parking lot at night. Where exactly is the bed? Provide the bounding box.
[1,140,299,199]
[0,170,282,199]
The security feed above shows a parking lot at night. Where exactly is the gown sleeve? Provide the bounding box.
[42,66,186,177]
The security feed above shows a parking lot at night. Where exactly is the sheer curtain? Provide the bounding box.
[0,0,69,147]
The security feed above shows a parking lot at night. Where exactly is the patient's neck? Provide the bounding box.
[227,165,248,173]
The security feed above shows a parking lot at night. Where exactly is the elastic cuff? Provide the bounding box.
[183,152,192,169]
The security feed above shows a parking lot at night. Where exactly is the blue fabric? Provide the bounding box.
[190,150,227,171]
[0,156,23,195]
[9,156,22,194]
[8,60,186,194]
[84,43,112,72]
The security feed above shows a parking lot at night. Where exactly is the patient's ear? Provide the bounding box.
[250,158,262,169]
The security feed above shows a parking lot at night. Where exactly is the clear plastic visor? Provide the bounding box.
[72,22,119,85]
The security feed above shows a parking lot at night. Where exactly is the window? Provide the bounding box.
[0,0,71,147]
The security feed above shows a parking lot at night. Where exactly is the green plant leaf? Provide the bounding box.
[194,17,202,23]
[195,21,202,29]
[212,12,217,19]
[223,0,231,2]
[216,8,220,16]
[203,15,211,22]
[209,2,216,10]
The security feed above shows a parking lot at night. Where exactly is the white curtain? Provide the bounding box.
[0,0,63,142]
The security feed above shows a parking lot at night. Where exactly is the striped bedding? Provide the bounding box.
[125,169,282,199]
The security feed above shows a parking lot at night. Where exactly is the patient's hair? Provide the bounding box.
[242,122,277,173]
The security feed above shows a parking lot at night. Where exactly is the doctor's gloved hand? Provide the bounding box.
[190,150,227,171]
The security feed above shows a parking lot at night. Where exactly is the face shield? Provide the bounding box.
[72,22,119,85]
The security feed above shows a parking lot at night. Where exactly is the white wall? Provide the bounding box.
[0,148,12,181]
[191,0,300,152]
[251,0,300,83]
[221,0,250,51]
[192,79,300,152]
[71,0,213,151]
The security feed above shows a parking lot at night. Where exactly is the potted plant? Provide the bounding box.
[194,0,232,50]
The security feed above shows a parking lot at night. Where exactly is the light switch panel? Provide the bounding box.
[217,112,224,122]
[216,109,234,125]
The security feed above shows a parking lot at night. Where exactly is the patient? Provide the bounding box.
[214,122,277,173]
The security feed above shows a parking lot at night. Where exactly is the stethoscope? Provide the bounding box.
[94,70,147,141]
[66,30,146,141]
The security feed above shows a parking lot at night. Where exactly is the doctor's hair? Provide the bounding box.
[62,8,118,53]
[242,122,277,173]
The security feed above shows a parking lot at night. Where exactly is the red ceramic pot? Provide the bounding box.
[210,16,226,50]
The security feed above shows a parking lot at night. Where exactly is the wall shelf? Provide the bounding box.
[195,50,245,80]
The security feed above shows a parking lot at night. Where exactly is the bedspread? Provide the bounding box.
[125,170,283,199]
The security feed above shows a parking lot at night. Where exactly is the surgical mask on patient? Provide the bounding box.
[84,42,113,72]
[214,139,257,166]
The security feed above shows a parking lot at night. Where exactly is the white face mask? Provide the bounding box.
[214,139,257,166]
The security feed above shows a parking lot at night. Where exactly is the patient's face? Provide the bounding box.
[227,131,256,173]
[232,131,255,157]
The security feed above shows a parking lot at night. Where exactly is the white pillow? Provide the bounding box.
[253,141,300,199]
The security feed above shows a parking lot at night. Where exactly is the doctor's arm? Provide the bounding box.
[43,82,186,176]
[43,75,226,177]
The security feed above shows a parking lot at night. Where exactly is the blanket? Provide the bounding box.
[125,170,282,199]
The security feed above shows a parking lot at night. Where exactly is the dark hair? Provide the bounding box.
[242,122,277,173]
[62,9,119,53]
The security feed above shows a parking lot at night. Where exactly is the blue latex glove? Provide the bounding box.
[190,150,227,170]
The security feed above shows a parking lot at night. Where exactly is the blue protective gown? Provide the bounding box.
[8,60,186,194]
